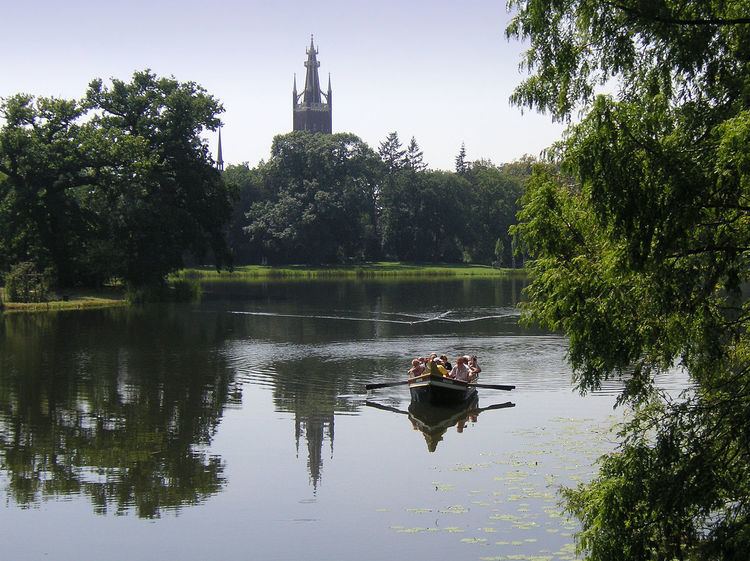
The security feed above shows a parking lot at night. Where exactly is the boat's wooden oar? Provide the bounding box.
[467,382,516,391]
[365,372,430,390]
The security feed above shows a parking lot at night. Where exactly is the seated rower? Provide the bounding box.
[408,358,426,378]
[449,356,475,382]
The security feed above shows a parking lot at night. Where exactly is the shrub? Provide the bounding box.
[4,262,53,303]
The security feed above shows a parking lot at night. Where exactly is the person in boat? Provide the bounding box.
[434,357,449,377]
[440,355,452,371]
[467,355,481,377]
[408,358,426,378]
[449,356,475,382]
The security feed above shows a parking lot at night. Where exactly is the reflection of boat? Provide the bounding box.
[365,398,515,452]
[409,396,479,452]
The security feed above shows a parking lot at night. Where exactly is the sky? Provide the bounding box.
[1,0,565,171]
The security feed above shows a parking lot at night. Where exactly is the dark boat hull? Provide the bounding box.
[409,374,477,406]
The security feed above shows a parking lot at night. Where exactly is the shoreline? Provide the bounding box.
[176,262,524,281]
[1,263,525,313]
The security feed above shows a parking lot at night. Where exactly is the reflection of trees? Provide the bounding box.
[0,307,240,518]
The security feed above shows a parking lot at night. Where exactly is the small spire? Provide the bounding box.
[216,127,224,171]
[327,72,331,92]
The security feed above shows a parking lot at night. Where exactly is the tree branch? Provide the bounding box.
[607,2,750,27]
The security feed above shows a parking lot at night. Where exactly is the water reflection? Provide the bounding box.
[0,307,240,518]
[366,398,516,452]
[0,278,532,518]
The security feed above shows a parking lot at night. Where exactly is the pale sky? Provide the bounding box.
[1,0,564,171]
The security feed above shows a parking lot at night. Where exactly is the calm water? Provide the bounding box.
[0,279,685,561]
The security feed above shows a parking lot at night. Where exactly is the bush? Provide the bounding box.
[126,279,202,304]
[4,262,53,303]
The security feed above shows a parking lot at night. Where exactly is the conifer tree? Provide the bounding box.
[455,142,468,175]
[405,136,427,172]
[378,131,406,173]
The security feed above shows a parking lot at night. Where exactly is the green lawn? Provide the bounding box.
[0,288,126,313]
[176,262,523,281]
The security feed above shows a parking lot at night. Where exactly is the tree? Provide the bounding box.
[378,131,406,173]
[0,95,96,286]
[461,159,527,265]
[223,163,267,264]
[405,136,427,172]
[455,142,468,175]
[508,1,750,559]
[380,170,471,261]
[0,71,232,289]
[244,132,381,264]
[86,71,232,287]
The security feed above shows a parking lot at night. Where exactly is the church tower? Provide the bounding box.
[293,35,332,133]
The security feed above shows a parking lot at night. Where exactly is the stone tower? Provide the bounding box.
[293,35,332,133]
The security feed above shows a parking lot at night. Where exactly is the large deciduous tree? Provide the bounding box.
[85,71,231,287]
[0,70,231,289]
[508,1,750,559]
[244,132,381,264]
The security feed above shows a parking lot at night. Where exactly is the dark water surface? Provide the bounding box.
[0,279,686,561]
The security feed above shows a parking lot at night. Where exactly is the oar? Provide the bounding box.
[467,382,516,391]
[365,372,430,390]
[474,401,515,412]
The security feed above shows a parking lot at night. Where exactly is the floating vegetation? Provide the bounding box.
[451,462,490,472]
[439,504,469,514]
[461,537,488,544]
[395,527,430,534]
[376,413,619,561]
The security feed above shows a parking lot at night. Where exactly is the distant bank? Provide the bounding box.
[1,263,524,312]
[175,262,524,281]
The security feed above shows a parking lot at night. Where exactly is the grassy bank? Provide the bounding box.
[0,288,126,313]
[1,263,522,312]
[176,262,524,281]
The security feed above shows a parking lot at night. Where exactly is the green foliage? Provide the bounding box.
[0,70,232,290]
[455,142,468,175]
[509,1,750,559]
[378,131,407,173]
[4,262,52,303]
[244,132,382,264]
[405,136,427,172]
[379,170,471,261]
[232,131,534,266]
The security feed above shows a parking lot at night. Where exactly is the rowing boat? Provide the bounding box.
[408,363,477,405]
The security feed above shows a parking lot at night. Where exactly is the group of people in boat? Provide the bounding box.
[408,353,481,382]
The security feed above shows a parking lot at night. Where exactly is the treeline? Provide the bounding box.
[0,70,531,295]
[225,131,532,266]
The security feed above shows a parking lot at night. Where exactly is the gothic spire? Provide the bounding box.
[216,127,224,171]
[292,35,332,134]
[303,34,322,104]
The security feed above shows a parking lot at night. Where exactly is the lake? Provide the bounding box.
[0,278,685,561]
